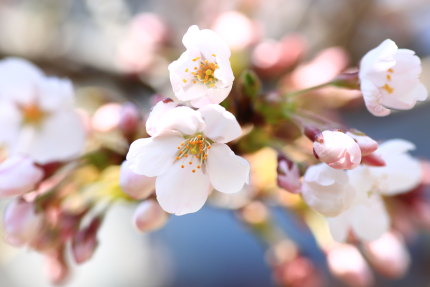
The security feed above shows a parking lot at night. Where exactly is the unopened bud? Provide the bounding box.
[133,199,168,232]
[119,102,141,138]
[313,130,361,170]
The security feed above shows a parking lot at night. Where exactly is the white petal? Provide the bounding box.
[360,80,391,117]
[199,104,241,143]
[351,195,390,241]
[359,39,397,86]
[206,143,250,194]
[0,155,44,198]
[155,161,211,215]
[0,102,21,147]
[127,135,183,177]
[38,77,75,112]
[15,111,85,164]
[0,58,43,104]
[182,25,231,58]
[327,213,350,242]
[146,100,177,137]
[371,139,421,195]
[189,83,233,108]
[147,106,204,137]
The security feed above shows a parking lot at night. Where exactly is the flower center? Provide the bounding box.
[183,55,219,88]
[381,68,394,94]
[18,102,47,125]
[175,134,212,173]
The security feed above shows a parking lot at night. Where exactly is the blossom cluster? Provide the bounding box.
[0,20,428,287]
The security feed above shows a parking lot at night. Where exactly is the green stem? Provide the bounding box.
[284,81,333,99]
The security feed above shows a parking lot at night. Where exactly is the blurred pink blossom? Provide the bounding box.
[327,244,373,287]
[120,160,155,200]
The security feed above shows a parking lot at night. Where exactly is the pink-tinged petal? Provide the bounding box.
[199,104,241,143]
[360,80,391,117]
[119,161,155,199]
[146,100,177,136]
[15,111,86,164]
[346,131,378,156]
[0,155,44,198]
[127,135,183,177]
[148,106,204,137]
[3,198,43,246]
[206,143,250,194]
[155,161,211,215]
[133,199,168,231]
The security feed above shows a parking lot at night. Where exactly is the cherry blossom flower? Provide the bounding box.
[168,25,234,108]
[313,130,361,170]
[0,58,86,164]
[126,104,250,215]
[359,39,428,116]
[327,139,421,242]
[301,163,354,217]
[0,155,44,198]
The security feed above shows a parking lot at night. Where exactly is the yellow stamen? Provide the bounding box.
[382,83,394,94]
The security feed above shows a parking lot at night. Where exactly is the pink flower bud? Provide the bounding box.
[119,102,141,137]
[91,103,122,133]
[364,232,410,278]
[346,131,378,156]
[277,154,301,193]
[120,161,155,200]
[3,198,43,246]
[0,155,44,198]
[133,199,168,232]
[72,217,101,264]
[327,244,373,287]
[313,130,361,170]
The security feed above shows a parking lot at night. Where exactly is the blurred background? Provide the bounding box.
[0,0,430,286]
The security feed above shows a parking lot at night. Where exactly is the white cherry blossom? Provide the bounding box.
[301,163,355,217]
[0,58,86,164]
[359,39,428,116]
[168,25,234,108]
[127,104,250,215]
[327,139,421,242]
